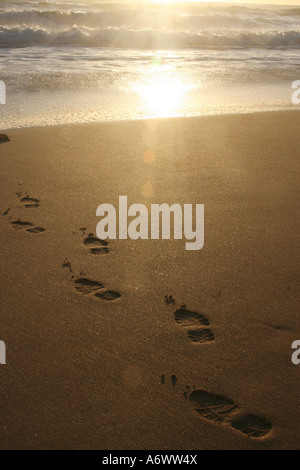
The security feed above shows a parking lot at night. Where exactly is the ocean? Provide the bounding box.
[0,0,299,129]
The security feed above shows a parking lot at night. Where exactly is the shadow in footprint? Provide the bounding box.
[10,220,31,230]
[173,304,214,344]
[189,389,238,423]
[62,258,73,273]
[2,208,10,216]
[165,295,175,306]
[187,388,272,438]
[161,374,178,387]
[231,414,272,438]
[84,233,109,255]
[0,134,9,144]
[74,277,104,294]
[188,329,214,343]
[171,375,178,386]
[20,196,40,208]
[174,305,210,327]
[94,290,121,302]
[10,220,45,233]
[26,227,45,233]
[73,276,121,302]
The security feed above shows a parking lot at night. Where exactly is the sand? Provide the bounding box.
[0,111,299,450]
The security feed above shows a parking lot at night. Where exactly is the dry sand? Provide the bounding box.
[0,111,299,449]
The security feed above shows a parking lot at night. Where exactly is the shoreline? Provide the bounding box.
[1,107,299,133]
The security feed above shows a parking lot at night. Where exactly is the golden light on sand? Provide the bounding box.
[141,179,154,198]
[135,76,187,118]
[143,149,156,164]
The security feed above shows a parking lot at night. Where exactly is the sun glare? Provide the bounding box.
[134,75,187,118]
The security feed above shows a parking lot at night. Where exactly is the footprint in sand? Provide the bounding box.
[187,388,237,423]
[10,220,45,233]
[74,276,120,301]
[2,190,44,231]
[16,191,40,208]
[74,277,105,294]
[162,377,272,439]
[171,302,214,344]
[62,260,120,302]
[84,233,109,255]
[20,196,39,208]
[185,386,272,439]
[75,228,110,255]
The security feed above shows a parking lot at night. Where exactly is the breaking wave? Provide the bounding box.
[1,25,300,49]
[0,2,299,49]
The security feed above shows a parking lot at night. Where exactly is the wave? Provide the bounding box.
[0,2,299,50]
[1,25,300,49]
[0,3,300,29]
[0,8,284,31]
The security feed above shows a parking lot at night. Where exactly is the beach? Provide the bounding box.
[1,1,299,130]
[0,110,299,449]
